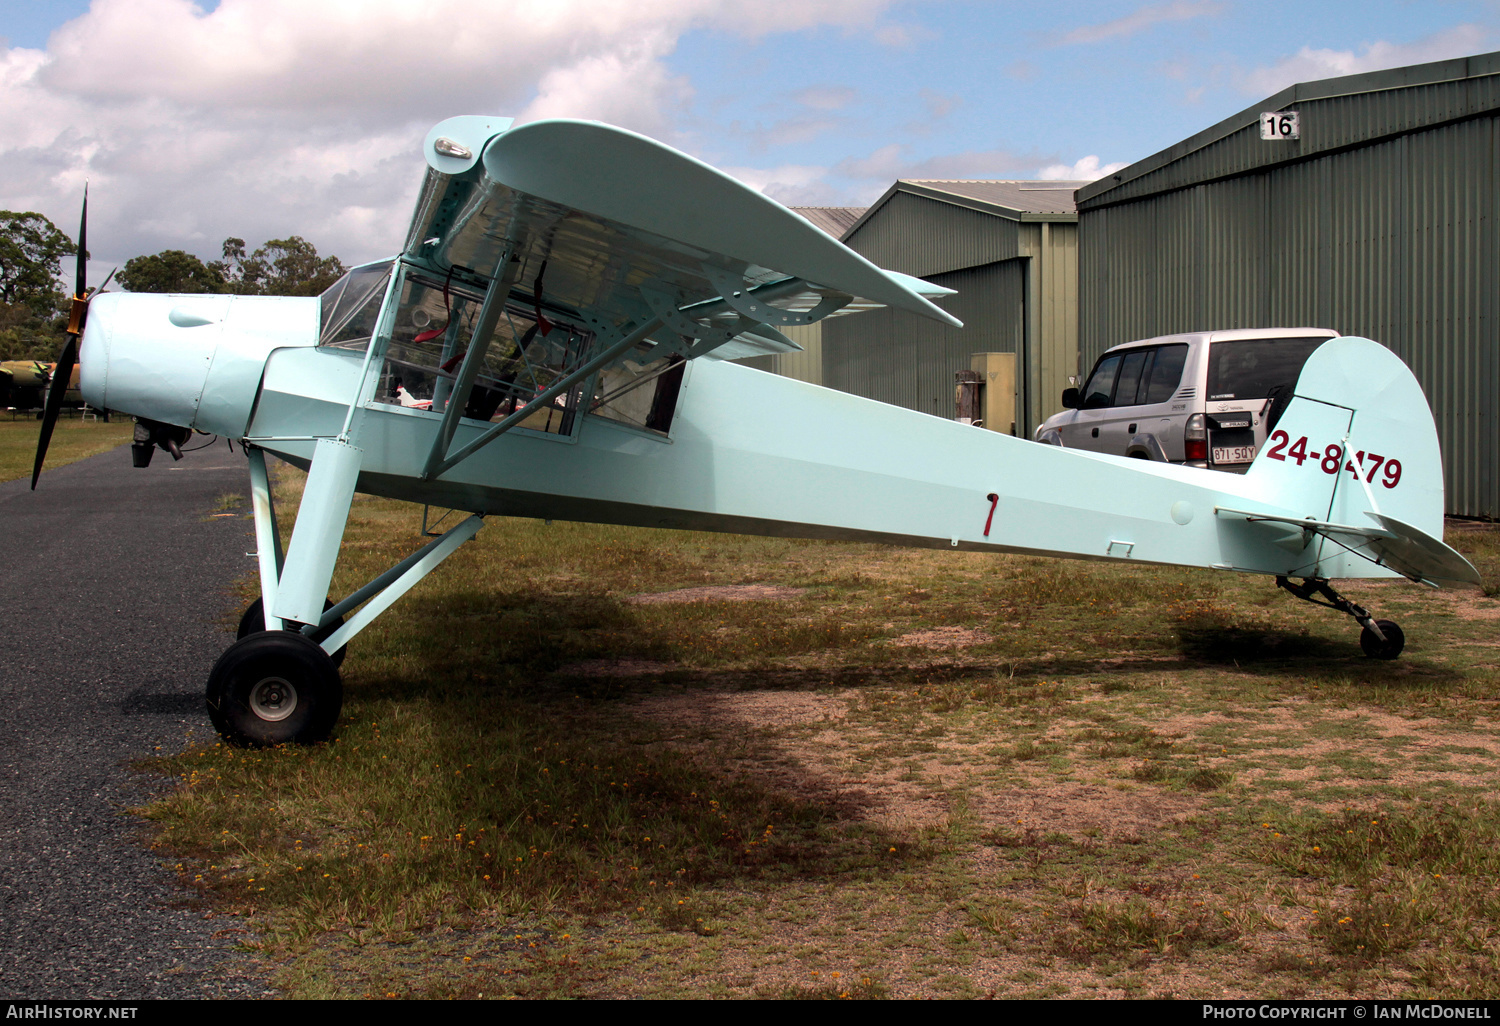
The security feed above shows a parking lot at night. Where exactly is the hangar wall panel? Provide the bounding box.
[733,323,823,384]
[824,260,1025,419]
[843,192,1021,277]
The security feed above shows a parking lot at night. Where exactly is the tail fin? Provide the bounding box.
[1243,337,1476,584]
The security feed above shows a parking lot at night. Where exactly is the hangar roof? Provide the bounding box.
[1078,49,1500,210]
[792,206,867,237]
[843,179,1084,241]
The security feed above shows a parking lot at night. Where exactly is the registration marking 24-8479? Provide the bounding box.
[1264,429,1403,488]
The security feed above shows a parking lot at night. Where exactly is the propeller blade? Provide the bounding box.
[32,190,89,491]
[75,185,87,296]
[31,335,78,490]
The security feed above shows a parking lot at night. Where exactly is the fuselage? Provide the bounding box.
[79,289,1434,584]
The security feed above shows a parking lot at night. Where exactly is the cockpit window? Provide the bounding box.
[318,260,685,440]
[372,270,593,438]
[319,260,394,347]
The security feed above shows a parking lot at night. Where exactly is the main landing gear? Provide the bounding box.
[207,596,350,747]
[1276,576,1405,660]
[211,443,486,747]
[206,630,343,747]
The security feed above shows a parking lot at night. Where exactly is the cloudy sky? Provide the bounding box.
[1,0,1495,278]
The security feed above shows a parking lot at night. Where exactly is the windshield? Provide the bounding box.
[1207,337,1327,400]
[319,260,395,347]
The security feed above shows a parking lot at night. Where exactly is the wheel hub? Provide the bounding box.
[248,676,299,721]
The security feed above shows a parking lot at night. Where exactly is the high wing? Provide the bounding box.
[402,116,959,363]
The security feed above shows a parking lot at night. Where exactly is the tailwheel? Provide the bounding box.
[238,596,347,667]
[1277,576,1406,660]
[206,631,342,747]
[1359,619,1405,660]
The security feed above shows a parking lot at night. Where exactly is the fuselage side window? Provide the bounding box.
[589,354,685,436]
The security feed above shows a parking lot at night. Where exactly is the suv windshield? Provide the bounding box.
[1207,337,1327,400]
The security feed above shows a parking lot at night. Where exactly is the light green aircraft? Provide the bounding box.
[32,116,1479,747]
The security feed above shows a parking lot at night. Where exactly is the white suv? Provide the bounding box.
[1035,327,1339,470]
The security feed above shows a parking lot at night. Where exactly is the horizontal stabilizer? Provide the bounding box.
[1216,506,1479,586]
[1361,512,1481,586]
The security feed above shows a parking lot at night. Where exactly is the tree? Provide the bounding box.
[0,212,77,313]
[118,235,348,298]
[118,249,227,293]
[214,236,346,296]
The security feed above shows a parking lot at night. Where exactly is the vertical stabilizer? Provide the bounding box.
[1245,337,1452,579]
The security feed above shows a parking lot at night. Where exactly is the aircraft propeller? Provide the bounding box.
[30,188,91,490]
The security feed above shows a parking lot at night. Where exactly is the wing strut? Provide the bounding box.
[419,314,664,481]
[420,251,522,481]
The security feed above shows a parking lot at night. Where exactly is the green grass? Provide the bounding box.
[0,414,134,482]
[129,461,1500,998]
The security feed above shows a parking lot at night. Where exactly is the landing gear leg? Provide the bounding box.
[1275,576,1405,659]
[238,597,348,667]
[215,438,485,746]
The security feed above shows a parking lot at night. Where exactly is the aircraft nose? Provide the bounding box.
[80,292,221,428]
[80,293,320,438]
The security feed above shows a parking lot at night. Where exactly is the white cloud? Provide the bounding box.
[717,162,828,192]
[1240,24,1491,96]
[0,0,901,273]
[1056,1,1224,46]
[871,21,938,47]
[1036,155,1129,181]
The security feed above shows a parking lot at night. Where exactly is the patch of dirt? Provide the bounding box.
[1434,588,1500,620]
[621,686,1202,842]
[627,688,852,729]
[971,784,1200,841]
[625,584,807,604]
[1159,703,1500,795]
[891,626,993,648]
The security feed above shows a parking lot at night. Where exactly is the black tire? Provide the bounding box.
[206,631,342,746]
[1359,619,1405,659]
[238,596,347,667]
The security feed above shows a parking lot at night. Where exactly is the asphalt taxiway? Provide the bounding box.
[0,438,275,999]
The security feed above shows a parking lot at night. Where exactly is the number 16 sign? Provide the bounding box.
[1260,110,1301,140]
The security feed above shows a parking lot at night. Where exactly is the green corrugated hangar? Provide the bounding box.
[818,181,1083,437]
[1077,51,1500,517]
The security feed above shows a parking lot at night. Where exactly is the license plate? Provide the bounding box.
[1213,445,1256,464]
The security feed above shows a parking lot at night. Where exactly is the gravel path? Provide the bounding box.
[0,438,276,999]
